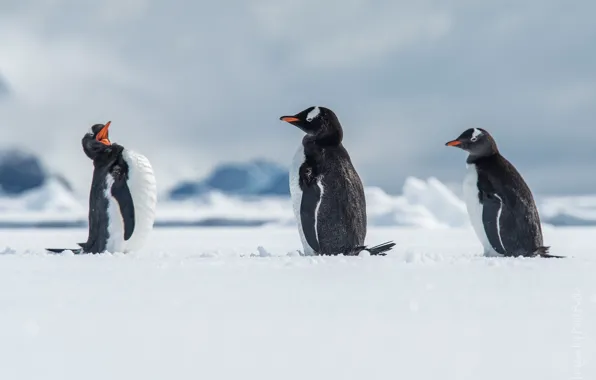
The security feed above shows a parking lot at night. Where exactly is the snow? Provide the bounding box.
[2,175,596,228]
[0,226,594,379]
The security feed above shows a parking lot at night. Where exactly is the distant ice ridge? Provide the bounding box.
[0,175,469,227]
[364,177,468,228]
[0,147,85,227]
[2,173,595,228]
[168,159,289,199]
[0,178,86,227]
[539,196,596,226]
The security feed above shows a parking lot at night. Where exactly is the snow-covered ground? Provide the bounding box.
[0,226,594,380]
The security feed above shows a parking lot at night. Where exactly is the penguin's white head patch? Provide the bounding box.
[470,128,483,142]
[306,106,320,122]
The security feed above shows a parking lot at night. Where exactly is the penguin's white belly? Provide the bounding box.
[289,144,314,256]
[462,164,501,257]
[104,175,126,253]
[105,150,157,253]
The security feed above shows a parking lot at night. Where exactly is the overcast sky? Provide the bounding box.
[0,0,595,196]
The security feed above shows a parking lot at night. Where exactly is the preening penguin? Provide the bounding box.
[445,128,562,258]
[46,121,157,254]
[280,106,395,256]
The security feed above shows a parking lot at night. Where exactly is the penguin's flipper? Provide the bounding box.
[45,248,84,254]
[300,182,322,253]
[480,191,508,256]
[111,172,136,241]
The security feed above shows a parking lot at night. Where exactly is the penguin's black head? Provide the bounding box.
[82,121,115,161]
[280,106,343,144]
[87,121,112,146]
[445,128,498,158]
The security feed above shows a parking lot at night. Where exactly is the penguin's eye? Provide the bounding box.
[470,129,483,142]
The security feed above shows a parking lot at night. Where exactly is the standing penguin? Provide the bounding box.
[280,106,395,256]
[46,121,157,254]
[445,128,561,258]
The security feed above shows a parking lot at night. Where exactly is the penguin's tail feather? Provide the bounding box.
[363,241,396,256]
[45,248,84,254]
[534,246,564,259]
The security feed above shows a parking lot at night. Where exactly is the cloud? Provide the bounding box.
[252,0,452,68]
[0,0,595,196]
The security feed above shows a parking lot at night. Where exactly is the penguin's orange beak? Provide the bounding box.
[96,121,111,145]
[280,116,300,123]
[445,139,462,147]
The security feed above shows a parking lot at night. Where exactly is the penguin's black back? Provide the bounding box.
[301,137,366,255]
[472,153,544,256]
[80,140,132,253]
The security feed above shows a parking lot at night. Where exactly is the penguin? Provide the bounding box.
[279,106,395,256]
[445,127,562,258]
[46,121,157,254]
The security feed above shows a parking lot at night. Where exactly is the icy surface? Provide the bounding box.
[0,178,84,222]
[0,147,47,195]
[402,177,468,227]
[0,149,594,227]
[0,226,594,380]
[1,175,596,227]
[540,195,596,226]
[168,159,290,199]
[0,177,472,227]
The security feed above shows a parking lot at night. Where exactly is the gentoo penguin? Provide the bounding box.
[280,106,395,256]
[46,121,157,254]
[445,128,561,258]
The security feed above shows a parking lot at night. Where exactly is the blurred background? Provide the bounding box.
[0,0,595,227]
